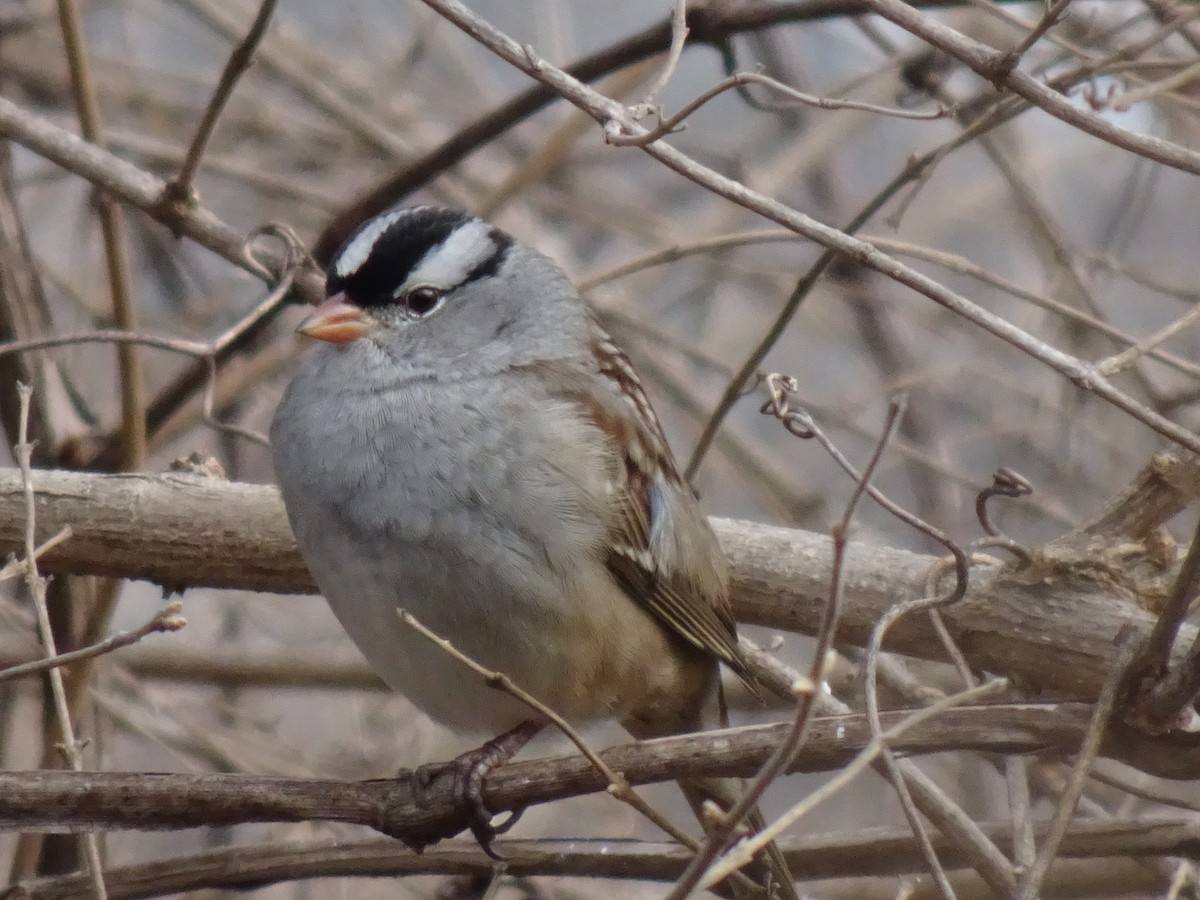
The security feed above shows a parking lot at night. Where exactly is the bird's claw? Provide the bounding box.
[405,721,542,858]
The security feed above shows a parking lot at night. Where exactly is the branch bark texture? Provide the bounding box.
[0,466,1190,704]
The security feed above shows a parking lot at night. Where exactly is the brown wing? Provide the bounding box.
[603,465,747,675]
[587,329,749,678]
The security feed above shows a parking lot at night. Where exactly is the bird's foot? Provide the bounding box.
[409,720,543,858]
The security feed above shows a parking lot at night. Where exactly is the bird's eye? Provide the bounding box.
[403,285,444,317]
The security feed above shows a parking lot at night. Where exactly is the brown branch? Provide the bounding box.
[1076,450,1200,540]
[0,95,322,303]
[162,0,278,208]
[8,819,1200,900]
[56,0,146,471]
[0,703,1148,837]
[0,466,1195,723]
[0,602,185,685]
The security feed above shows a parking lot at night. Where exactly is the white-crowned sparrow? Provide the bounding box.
[271,206,794,897]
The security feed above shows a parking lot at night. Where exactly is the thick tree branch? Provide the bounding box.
[0,466,1191,704]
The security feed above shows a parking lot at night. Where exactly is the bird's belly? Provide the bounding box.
[306,533,619,733]
[303,527,710,737]
[324,563,537,733]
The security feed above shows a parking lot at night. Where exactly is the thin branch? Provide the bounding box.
[0,527,74,584]
[56,0,145,469]
[16,384,107,900]
[0,324,278,451]
[585,228,1200,460]
[0,95,322,301]
[757,377,1013,894]
[1000,0,1073,62]
[162,0,278,207]
[699,678,1009,888]
[411,0,1200,454]
[1097,300,1200,377]
[677,11,1200,475]
[631,0,687,115]
[665,391,907,899]
[1006,758,1036,871]
[856,0,1200,175]
[12,818,1200,900]
[1016,628,1142,899]
[609,70,950,146]
[313,0,958,262]
[0,602,185,685]
[1106,57,1200,112]
[173,0,409,159]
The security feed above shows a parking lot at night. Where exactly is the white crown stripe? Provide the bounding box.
[401,219,496,293]
[333,209,408,279]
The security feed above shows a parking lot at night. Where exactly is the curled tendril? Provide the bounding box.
[975,467,1034,537]
[760,373,816,439]
[244,222,320,287]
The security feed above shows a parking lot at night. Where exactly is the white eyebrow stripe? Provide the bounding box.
[399,219,496,293]
[333,209,408,278]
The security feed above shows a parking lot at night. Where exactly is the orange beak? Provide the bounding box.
[296,292,370,344]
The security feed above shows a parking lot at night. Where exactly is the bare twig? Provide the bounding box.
[630,0,688,116]
[1017,628,1142,899]
[16,383,107,899]
[1006,757,1036,871]
[0,95,322,299]
[56,0,145,469]
[999,0,1074,64]
[699,678,1009,888]
[0,326,274,449]
[0,602,185,685]
[313,0,948,262]
[609,70,950,146]
[666,387,907,899]
[0,528,74,584]
[857,0,1200,174]
[1097,300,1200,377]
[162,0,278,208]
[757,379,1010,894]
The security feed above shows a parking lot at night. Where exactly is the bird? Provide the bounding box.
[271,205,796,898]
